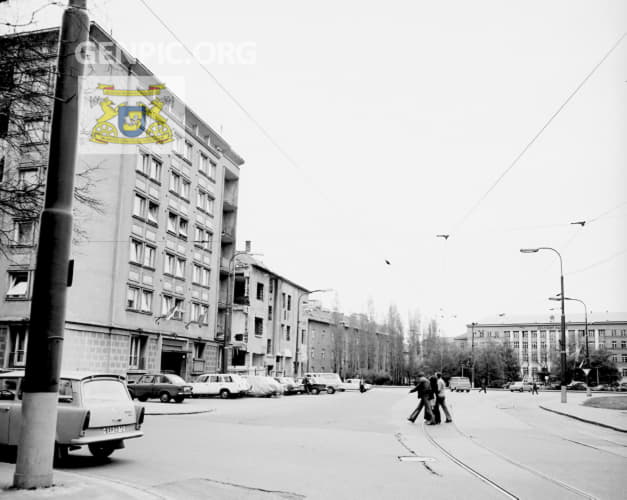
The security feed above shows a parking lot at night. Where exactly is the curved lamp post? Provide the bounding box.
[521,247,567,403]
[294,289,332,377]
[550,295,590,397]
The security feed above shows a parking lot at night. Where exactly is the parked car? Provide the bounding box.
[566,381,588,391]
[0,371,144,460]
[341,378,372,391]
[243,376,283,397]
[509,381,533,392]
[190,373,250,398]
[126,371,147,385]
[127,373,192,403]
[298,376,331,395]
[304,372,343,393]
[449,377,471,392]
[591,384,611,391]
[502,381,513,390]
[274,376,303,394]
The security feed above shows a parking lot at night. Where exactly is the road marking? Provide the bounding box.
[398,455,435,462]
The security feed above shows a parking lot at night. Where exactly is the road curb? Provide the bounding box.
[539,405,627,433]
[144,408,215,416]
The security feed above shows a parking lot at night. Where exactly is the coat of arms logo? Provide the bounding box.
[90,83,173,144]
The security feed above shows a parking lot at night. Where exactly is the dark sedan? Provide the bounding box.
[127,373,192,403]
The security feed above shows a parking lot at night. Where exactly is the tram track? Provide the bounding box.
[422,421,599,500]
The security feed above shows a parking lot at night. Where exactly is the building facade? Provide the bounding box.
[0,25,243,381]
[457,313,627,380]
[229,252,308,377]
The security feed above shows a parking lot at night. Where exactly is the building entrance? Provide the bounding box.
[161,351,186,376]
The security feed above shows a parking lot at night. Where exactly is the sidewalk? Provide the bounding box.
[540,397,627,433]
[140,399,215,416]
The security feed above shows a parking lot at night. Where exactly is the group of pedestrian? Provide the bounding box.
[407,372,452,425]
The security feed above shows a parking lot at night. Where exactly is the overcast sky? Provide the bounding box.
[3,0,626,335]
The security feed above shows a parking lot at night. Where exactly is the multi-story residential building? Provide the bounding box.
[456,313,627,380]
[0,24,243,380]
[305,302,392,377]
[229,249,308,376]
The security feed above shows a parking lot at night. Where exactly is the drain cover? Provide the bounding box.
[398,455,435,462]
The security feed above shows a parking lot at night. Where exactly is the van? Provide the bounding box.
[304,372,343,393]
[449,377,471,392]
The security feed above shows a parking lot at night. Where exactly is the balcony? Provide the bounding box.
[223,190,238,213]
[221,228,235,244]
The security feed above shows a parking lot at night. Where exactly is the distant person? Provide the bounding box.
[429,374,441,424]
[359,379,366,393]
[435,372,453,423]
[408,372,435,424]
[479,378,487,394]
[303,376,312,394]
[532,381,539,395]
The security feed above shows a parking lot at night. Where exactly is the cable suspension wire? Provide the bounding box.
[453,31,627,233]
[567,248,627,276]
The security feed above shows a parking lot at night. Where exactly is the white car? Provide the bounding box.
[341,379,372,391]
[0,371,144,460]
[510,381,533,392]
[190,373,250,399]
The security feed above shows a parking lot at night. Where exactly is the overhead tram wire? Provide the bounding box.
[135,0,393,265]
[451,31,627,235]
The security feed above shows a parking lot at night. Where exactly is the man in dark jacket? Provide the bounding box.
[407,372,435,424]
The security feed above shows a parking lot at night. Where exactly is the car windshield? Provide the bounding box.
[83,379,130,403]
[167,375,186,385]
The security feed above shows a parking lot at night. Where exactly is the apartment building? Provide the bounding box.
[229,250,308,376]
[0,24,243,380]
[457,312,627,380]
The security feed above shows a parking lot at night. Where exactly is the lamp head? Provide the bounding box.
[520,248,539,253]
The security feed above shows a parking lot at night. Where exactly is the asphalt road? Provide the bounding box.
[57,389,627,499]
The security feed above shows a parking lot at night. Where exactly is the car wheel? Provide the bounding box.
[466,390,470,393]
[219,389,230,399]
[137,395,148,402]
[88,443,116,459]
[327,387,335,394]
[159,392,171,403]
[174,396,185,403]
[311,387,320,395]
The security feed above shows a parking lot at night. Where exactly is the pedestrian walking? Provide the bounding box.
[359,378,366,393]
[435,372,453,423]
[408,372,435,424]
[531,381,539,395]
[479,378,487,394]
[429,374,441,424]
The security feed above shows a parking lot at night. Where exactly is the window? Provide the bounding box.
[181,179,190,199]
[199,153,209,176]
[167,212,178,233]
[209,159,217,179]
[10,326,28,366]
[133,193,146,218]
[256,283,264,301]
[191,303,209,323]
[179,218,188,239]
[126,286,139,309]
[143,245,155,268]
[14,220,35,246]
[622,341,626,349]
[622,354,627,363]
[174,134,184,156]
[175,256,186,278]
[201,267,210,287]
[130,239,142,263]
[321,348,325,360]
[268,305,272,321]
[310,347,315,359]
[196,189,215,214]
[147,200,159,224]
[169,170,180,193]
[192,263,202,284]
[194,342,205,359]
[287,295,292,311]
[161,295,184,320]
[286,325,291,341]
[194,226,212,250]
[266,338,272,354]
[513,341,519,348]
[164,253,175,275]
[7,271,29,298]
[255,317,263,337]
[129,336,145,368]
[149,158,161,181]
[137,152,149,175]
[184,141,193,161]
[612,341,617,349]
[140,289,153,312]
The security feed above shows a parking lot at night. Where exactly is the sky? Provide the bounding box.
[2,0,626,336]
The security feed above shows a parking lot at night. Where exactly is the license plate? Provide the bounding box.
[104,425,127,434]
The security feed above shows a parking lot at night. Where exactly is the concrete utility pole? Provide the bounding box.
[14,0,89,489]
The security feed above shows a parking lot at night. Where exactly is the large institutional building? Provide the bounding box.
[457,312,627,380]
[0,24,243,380]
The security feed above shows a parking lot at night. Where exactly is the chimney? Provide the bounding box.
[245,240,251,253]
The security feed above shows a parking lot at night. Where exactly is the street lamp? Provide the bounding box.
[470,322,477,388]
[295,289,332,376]
[550,295,590,397]
[521,246,567,403]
